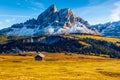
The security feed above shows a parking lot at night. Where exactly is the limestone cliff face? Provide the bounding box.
[37,5,90,28]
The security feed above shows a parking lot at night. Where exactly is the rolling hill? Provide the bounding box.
[0,35,120,58]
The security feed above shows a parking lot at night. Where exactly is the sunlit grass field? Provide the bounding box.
[63,35,120,43]
[0,53,120,80]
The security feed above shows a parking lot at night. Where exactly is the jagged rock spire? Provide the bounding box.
[49,4,57,12]
[37,4,58,25]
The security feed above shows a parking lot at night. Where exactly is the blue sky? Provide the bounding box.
[0,0,120,29]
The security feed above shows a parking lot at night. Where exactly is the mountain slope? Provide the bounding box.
[0,35,120,58]
[92,21,120,37]
[0,5,99,36]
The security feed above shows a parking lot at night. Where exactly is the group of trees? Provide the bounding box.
[80,38,120,58]
[0,35,120,58]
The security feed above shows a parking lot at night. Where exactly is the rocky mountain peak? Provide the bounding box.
[58,8,76,24]
[43,4,57,13]
[50,4,57,12]
[36,5,90,28]
[37,4,58,26]
[0,4,100,36]
[41,4,58,14]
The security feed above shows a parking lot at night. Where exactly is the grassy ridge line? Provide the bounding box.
[0,35,119,45]
[0,36,8,44]
[62,35,120,43]
[62,35,120,48]
[0,36,25,44]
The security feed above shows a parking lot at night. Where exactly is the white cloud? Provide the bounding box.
[16,2,21,5]
[25,0,45,9]
[0,22,2,24]
[0,25,2,29]
[11,18,16,21]
[110,1,120,21]
[73,0,117,24]
[5,18,16,23]
[0,15,30,18]
[5,19,10,23]
[0,14,34,29]
[73,4,112,24]
[0,22,3,29]
[32,2,44,9]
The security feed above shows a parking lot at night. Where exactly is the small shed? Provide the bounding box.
[35,53,45,61]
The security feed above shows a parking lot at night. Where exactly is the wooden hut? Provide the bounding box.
[35,53,45,61]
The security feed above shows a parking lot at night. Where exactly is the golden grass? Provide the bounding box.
[79,41,91,46]
[63,35,120,43]
[116,43,120,47]
[79,35,120,43]
[0,53,120,80]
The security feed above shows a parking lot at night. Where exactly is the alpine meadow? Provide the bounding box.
[0,0,120,80]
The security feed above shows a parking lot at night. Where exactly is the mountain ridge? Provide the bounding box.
[0,4,99,36]
[92,21,120,38]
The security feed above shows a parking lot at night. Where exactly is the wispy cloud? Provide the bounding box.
[32,1,44,9]
[0,15,32,29]
[88,0,102,5]
[25,0,45,10]
[0,22,4,29]
[73,0,117,24]
[0,0,45,29]
[0,24,2,29]
[5,19,10,23]
[0,15,30,18]
[0,22,2,27]
[16,2,21,5]
[110,1,120,21]
[5,18,16,23]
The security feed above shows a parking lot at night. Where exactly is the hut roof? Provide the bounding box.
[38,53,45,58]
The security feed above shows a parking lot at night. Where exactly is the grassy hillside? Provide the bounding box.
[0,35,120,58]
[0,36,25,44]
[63,35,120,46]
[62,35,120,58]
[0,53,120,80]
[0,36,8,44]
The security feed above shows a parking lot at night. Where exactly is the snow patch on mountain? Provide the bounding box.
[92,21,120,37]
